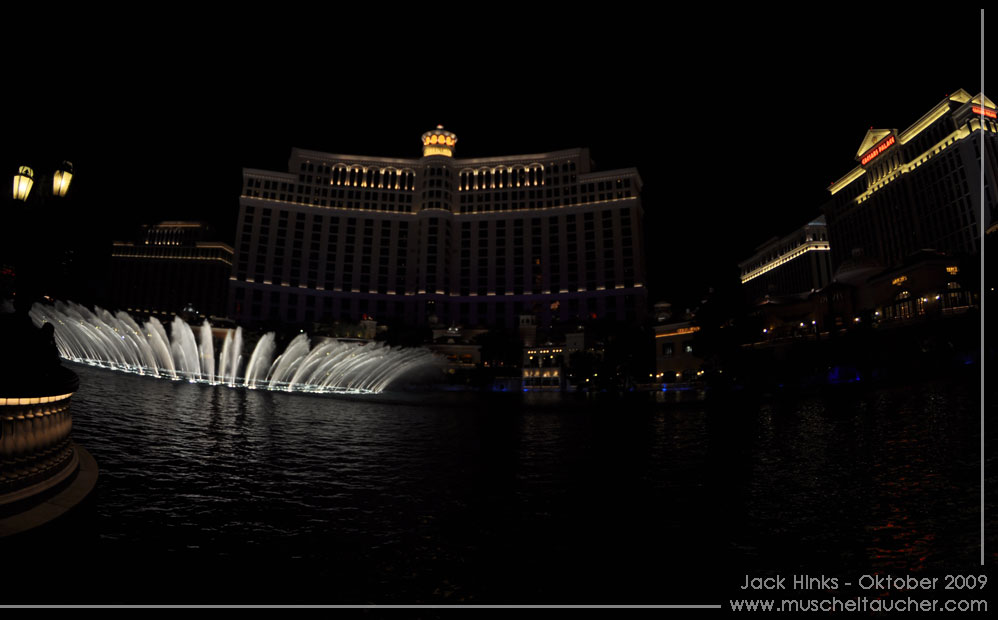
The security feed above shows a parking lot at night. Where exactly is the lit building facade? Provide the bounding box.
[110,222,234,318]
[653,321,702,382]
[823,89,998,273]
[751,250,975,341]
[738,215,833,304]
[230,127,646,328]
[522,345,566,391]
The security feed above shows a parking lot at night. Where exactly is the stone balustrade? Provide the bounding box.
[0,393,77,503]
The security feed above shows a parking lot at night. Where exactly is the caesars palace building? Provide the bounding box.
[823,89,997,271]
[739,89,997,304]
[230,127,646,328]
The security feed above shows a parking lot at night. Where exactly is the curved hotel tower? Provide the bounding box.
[231,127,646,328]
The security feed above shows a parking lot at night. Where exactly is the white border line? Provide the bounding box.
[0,605,724,609]
[980,7,986,569]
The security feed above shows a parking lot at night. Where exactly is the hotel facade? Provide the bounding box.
[110,222,234,319]
[823,89,997,272]
[738,215,833,304]
[230,127,647,329]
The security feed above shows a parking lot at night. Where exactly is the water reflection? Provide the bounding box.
[0,363,983,604]
[722,378,981,574]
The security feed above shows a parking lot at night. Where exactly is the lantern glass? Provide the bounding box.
[52,167,73,197]
[13,166,34,201]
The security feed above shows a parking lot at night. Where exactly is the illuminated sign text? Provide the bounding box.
[655,326,701,338]
[972,105,997,119]
[860,134,896,165]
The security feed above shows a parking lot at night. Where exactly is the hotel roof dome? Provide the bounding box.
[421,125,457,157]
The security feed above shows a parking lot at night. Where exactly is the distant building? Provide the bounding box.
[653,321,702,382]
[739,215,833,305]
[231,127,647,329]
[522,328,598,391]
[860,251,975,324]
[427,324,484,372]
[752,249,975,340]
[109,222,233,318]
[823,89,997,273]
[522,344,567,391]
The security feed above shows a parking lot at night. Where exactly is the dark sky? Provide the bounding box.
[5,9,989,310]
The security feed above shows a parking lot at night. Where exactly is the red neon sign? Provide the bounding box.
[860,134,896,165]
[972,105,997,119]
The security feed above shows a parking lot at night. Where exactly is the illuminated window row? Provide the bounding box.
[459,165,545,190]
[325,166,416,190]
[459,194,639,215]
[319,165,416,190]
[740,243,830,283]
[112,251,233,266]
[242,195,417,214]
[523,369,561,378]
[248,168,418,192]
[242,193,638,215]
[126,308,186,318]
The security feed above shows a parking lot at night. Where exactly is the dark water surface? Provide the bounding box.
[1,364,988,604]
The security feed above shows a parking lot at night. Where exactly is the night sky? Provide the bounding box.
[5,9,989,311]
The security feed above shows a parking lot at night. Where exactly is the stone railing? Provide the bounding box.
[0,393,77,503]
[0,360,80,506]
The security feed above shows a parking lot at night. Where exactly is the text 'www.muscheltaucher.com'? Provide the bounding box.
[728,597,987,612]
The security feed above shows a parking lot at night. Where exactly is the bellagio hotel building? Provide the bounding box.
[230,127,646,328]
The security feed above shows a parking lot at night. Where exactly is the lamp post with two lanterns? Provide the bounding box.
[13,161,74,202]
[1,159,96,534]
[5,160,75,303]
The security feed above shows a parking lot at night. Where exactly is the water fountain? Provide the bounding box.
[29,301,442,395]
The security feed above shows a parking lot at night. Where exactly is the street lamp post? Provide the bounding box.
[6,160,75,303]
[1,159,96,536]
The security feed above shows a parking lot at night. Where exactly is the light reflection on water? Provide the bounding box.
[725,378,984,575]
[0,363,984,604]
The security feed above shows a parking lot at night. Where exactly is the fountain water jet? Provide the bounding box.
[29,301,441,395]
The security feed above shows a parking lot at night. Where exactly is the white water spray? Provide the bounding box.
[29,301,440,395]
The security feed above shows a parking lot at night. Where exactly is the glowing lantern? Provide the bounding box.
[52,161,73,197]
[13,166,34,201]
